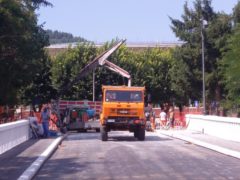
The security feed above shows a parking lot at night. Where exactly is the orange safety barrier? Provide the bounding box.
[153,107,188,128]
[71,111,78,118]
[150,116,156,130]
[82,112,89,122]
[50,113,58,131]
[0,106,4,114]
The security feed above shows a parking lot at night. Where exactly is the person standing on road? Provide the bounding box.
[41,106,50,138]
[159,108,167,128]
[169,106,175,128]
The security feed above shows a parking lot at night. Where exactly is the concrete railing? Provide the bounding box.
[186,114,240,142]
[0,120,29,155]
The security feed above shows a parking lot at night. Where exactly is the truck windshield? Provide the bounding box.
[105,90,143,102]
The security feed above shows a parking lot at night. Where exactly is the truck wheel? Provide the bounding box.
[137,127,145,141]
[134,129,138,138]
[100,126,108,141]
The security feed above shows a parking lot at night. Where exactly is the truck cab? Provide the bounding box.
[100,86,146,141]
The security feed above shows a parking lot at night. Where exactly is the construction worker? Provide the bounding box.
[169,106,175,128]
[41,106,50,138]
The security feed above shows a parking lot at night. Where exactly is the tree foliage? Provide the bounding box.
[0,0,52,105]
[51,40,174,105]
[220,24,240,108]
[169,0,232,106]
[22,54,57,110]
[51,42,97,100]
[219,1,240,109]
[233,1,240,25]
[3,0,240,111]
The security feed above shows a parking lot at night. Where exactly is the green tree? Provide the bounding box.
[51,40,174,105]
[169,47,191,105]
[233,1,240,25]
[51,42,97,99]
[104,41,174,104]
[22,54,57,111]
[0,0,52,105]
[220,24,240,110]
[170,0,232,107]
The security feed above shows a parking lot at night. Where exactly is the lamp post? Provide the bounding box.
[201,18,206,115]
[93,70,95,102]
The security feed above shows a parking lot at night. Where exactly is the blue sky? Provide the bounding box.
[38,0,239,43]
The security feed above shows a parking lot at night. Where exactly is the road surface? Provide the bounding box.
[35,131,240,179]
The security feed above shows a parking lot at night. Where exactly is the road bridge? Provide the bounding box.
[0,115,240,180]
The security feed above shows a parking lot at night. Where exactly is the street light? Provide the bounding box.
[201,17,207,115]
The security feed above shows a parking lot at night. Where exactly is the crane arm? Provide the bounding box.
[59,40,126,95]
[104,60,131,86]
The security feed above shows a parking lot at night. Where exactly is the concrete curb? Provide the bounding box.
[18,134,67,180]
[156,130,240,160]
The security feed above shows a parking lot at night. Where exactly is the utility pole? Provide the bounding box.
[201,16,206,115]
[93,70,95,102]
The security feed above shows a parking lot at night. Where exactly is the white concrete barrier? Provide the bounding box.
[186,114,240,142]
[0,120,29,155]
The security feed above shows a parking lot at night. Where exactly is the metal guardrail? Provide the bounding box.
[185,114,240,142]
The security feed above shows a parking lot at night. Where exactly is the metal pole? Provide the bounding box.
[128,78,131,87]
[201,18,206,115]
[93,70,95,102]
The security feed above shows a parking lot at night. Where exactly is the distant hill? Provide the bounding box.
[46,30,88,44]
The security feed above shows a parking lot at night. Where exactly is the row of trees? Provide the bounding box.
[1,0,240,115]
[51,41,174,105]
[50,0,240,113]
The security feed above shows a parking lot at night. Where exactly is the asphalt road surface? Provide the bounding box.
[35,131,240,180]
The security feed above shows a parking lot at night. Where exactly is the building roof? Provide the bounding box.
[102,85,145,91]
[46,42,183,49]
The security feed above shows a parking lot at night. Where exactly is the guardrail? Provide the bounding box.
[186,114,240,142]
[0,120,29,155]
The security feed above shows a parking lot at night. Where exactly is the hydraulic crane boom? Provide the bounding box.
[53,40,132,128]
[59,39,131,96]
[104,59,131,86]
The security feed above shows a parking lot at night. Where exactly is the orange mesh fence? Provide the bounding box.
[153,107,202,128]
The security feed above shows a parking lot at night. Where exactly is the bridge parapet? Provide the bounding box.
[186,114,240,142]
[0,120,29,155]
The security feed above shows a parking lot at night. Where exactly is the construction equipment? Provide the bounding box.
[100,86,146,141]
[54,40,130,132]
[62,105,99,132]
[54,40,146,136]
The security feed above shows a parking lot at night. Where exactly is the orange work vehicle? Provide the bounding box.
[100,86,146,141]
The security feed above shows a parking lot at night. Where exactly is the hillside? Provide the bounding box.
[46,30,88,44]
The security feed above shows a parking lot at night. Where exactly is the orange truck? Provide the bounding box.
[100,85,146,141]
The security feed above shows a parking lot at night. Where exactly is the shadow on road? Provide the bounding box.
[65,132,100,141]
[65,131,173,142]
[145,135,172,141]
[35,158,87,179]
[108,135,172,142]
[0,139,39,180]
